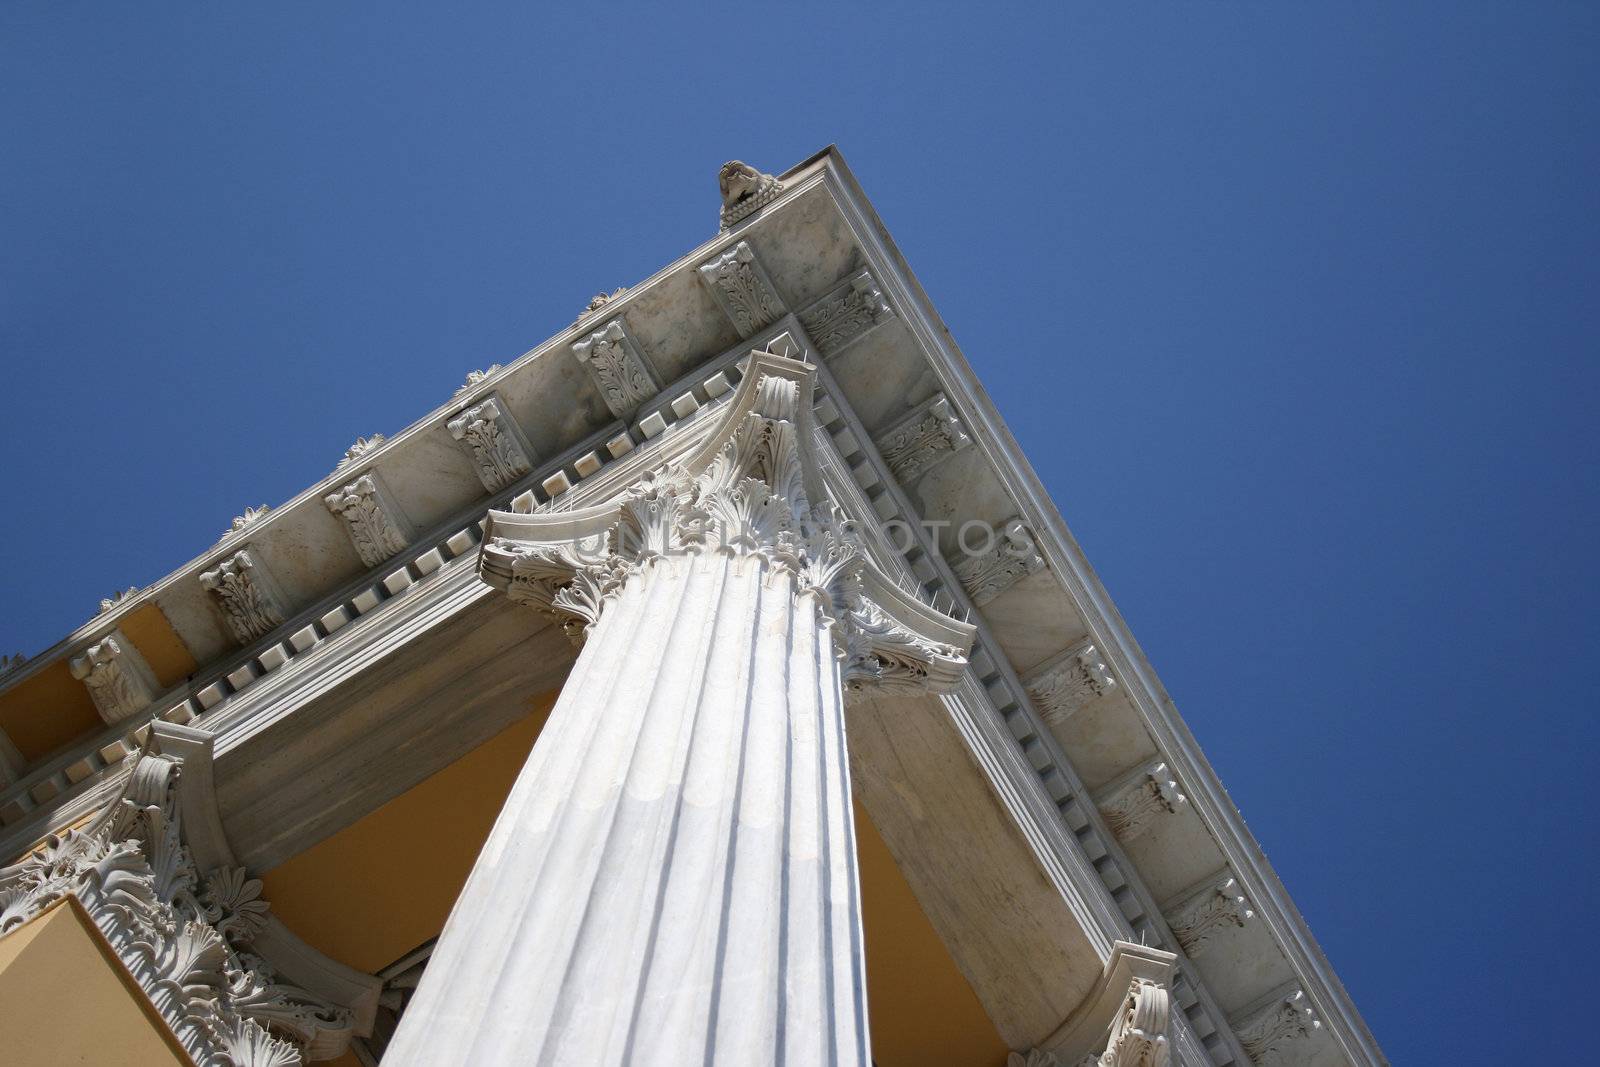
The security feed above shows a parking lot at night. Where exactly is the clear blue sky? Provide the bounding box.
[3,6,1595,1063]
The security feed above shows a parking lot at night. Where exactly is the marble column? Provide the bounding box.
[383,346,973,1066]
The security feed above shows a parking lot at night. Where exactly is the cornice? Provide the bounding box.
[0,148,1381,1067]
[816,152,1386,1066]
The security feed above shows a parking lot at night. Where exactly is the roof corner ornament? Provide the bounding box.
[718,160,784,229]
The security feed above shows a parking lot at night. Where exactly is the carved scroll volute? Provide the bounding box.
[479,336,975,694]
[0,722,379,1065]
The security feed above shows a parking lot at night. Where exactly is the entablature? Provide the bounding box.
[0,148,1383,1067]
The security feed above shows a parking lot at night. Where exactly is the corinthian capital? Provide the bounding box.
[479,337,973,693]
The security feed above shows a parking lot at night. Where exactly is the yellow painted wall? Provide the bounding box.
[0,659,101,764]
[857,801,1011,1067]
[120,601,199,689]
[263,690,1008,1065]
[0,898,191,1066]
[0,601,196,765]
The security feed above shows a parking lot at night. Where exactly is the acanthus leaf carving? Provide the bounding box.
[447,396,535,494]
[0,740,355,1066]
[1099,978,1171,1067]
[874,392,971,485]
[1098,762,1186,843]
[69,631,159,725]
[200,549,286,646]
[220,505,271,541]
[952,517,1046,605]
[1233,989,1321,1065]
[697,240,786,338]
[324,473,411,568]
[1165,875,1254,958]
[571,319,659,420]
[1026,640,1116,726]
[798,270,896,356]
[337,435,385,469]
[454,366,502,398]
[481,338,972,693]
[718,160,784,229]
[575,287,626,324]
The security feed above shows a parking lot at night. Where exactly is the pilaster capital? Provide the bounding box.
[480,338,973,693]
[1033,941,1177,1067]
[0,723,377,1064]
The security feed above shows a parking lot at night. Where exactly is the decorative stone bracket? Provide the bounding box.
[69,629,160,725]
[1231,987,1321,1066]
[1163,872,1255,959]
[952,517,1047,605]
[697,240,787,338]
[873,391,970,485]
[201,549,288,648]
[324,471,413,570]
[570,318,660,421]
[446,394,536,495]
[1025,640,1116,727]
[798,269,896,357]
[1097,761,1187,845]
[0,722,379,1065]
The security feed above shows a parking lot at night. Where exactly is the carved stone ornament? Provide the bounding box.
[874,392,972,485]
[798,270,896,356]
[718,159,784,229]
[337,434,385,469]
[324,473,411,568]
[0,653,23,676]
[1009,1050,1061,1067]
[1095,978,1171,1067]
[1099,762,1187,843]
[575,287,626,324]
[952,517,1047,605]
[1166,875,1254,958]
[570,319,660,420]
[200,549,286,646]
[1234,989,1321,1065]
[1026,640,1116,726]
[454,366,502,398]
[697,240,787,338]
[480,336,973,694]
[446,396,535,494]
[68,631,160,725]
[0,725,376,1065]
[99,585,140,613]
[220,505,271,541]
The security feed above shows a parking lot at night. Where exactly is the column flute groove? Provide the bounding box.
[384,339,974,1066]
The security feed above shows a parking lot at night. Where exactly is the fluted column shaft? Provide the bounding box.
[384,548,868,1066]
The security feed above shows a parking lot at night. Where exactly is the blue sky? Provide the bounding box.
[3,5,1596,1063]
